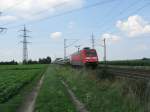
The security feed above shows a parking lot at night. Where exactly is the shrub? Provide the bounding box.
[96,68,115,80]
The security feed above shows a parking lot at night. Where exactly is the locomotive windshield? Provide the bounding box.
[86,50,97,57]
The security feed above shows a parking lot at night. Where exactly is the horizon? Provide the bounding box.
[0,0,150,62]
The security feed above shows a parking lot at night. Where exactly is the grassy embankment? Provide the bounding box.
[100,59,150,66]
[0,64,47,112]
[34,65,76,112]
[56,66,148,112]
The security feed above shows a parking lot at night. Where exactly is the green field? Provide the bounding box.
[0,64,47,112]
[0,64,148,112]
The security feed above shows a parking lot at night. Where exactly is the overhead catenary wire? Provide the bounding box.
[64,38,79,59]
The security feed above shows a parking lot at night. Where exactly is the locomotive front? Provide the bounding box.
[82,47,98,67]
[70,47,98,68]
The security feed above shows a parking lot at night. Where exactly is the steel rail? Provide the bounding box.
[99,66,150,80]
[108,69,150,80]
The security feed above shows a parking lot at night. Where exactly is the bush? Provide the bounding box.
[96,68,115,80]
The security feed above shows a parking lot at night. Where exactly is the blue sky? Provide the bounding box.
[0,0,150,62]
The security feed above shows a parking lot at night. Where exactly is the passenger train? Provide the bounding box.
[70,47,98,68]
[54,47,99,68]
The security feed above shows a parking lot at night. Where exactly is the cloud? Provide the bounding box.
[101,33,121,43]
[0,0,85,21]
[0,15,17,22]
[50,32,62,39]
[116,15,150,37]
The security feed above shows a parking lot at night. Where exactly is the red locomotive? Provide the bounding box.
[70,47,98,67]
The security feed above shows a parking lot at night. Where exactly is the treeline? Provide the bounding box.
[0,60,18,65]
[100,58,150,66]
[0,56,52,65]
[25,56,52,64]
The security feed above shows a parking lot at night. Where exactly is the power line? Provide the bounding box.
[1,1,67,26]
[26,0,117,25]
[1,0,25,12]
[20,25,31,64]
[0,0,26,28]
[97,1,150,62]
[4,0,117,29]
[98,0,145,33]
[120,2,150,20]
[96,0,122,28]
[118,0,142,15]
[100,1,150,34]
[30,2,67,17]
[3,0,149,33]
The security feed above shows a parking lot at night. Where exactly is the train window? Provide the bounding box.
[86,50,97,56]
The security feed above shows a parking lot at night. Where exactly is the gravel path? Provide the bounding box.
[61,80,89,112]
[17,75,45,112]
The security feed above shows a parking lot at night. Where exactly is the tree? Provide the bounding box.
[38,56,52,64]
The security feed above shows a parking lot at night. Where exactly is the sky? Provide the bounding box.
[0,0,150,62]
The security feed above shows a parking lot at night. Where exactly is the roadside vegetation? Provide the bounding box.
[1,64,148,112]
[34,65,76,112]
[56,66,147,112]
[0,64,47,112]
[100,58,150,66]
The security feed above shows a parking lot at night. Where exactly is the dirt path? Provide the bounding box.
[61,80,89,112]
[17,75,45,112]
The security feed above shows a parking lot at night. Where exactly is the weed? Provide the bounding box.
[56,65,141,112]
[96,68,115,80]
[121,79,150,112]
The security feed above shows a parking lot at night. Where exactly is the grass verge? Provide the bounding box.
[56,66,145,112]
[34,65,76,112]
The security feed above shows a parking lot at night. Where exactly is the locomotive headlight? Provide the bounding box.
[92,57,97,59]
[86,57,90,59]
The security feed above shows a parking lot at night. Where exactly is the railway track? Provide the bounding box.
[99,66,150,80]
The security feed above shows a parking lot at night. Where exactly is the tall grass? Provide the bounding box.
[121,79,150,112]
[56,66,144,112]
[100,59,150,66]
